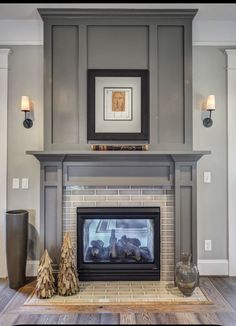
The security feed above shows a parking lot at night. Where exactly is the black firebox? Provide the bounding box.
[77,207,160,281]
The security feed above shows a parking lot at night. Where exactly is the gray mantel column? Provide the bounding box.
[40,156,64,267]
[172,154,200,265]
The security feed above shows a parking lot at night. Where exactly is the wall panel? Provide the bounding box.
[44,186,58,262]
[157,26,184,145]
[52,25,79,144]
[87,25,149,69]
[180,186,192,253]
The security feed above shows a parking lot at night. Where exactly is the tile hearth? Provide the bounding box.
[24,281,211,306]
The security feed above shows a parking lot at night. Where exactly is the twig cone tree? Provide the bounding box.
[35,249,56,299]
[58,232,79,296]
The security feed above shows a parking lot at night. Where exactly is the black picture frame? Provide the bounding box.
[87,69,149,142]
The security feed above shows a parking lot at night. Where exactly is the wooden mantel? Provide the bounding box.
[28,150,210,270]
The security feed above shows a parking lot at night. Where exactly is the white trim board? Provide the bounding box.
[0,41,43,46]
[0,20,43,46]
[193,41,236,47]
[225,49,236,276]
[26,260,39,277]
[198,259,229,276]
[0,41,234,47]
[0,49,11,278]
[27,260,229,277]
[2,19,236,46]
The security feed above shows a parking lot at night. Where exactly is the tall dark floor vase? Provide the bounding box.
[6,210,28,289]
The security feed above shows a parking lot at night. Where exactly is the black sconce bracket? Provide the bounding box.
[23,111,33,129]
[203,110,214,128]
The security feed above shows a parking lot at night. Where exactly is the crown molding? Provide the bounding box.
[38,8,198,20]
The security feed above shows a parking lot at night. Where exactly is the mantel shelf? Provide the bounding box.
[27,150,211,163]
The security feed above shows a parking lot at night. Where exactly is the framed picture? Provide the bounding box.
[87,69,149,141]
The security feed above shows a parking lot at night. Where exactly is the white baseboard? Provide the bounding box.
[26,260,39,277]
[14,259,232,277]
[198,259,229,276]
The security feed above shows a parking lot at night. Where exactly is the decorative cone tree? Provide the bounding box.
[58,232,79,296]
[35,249,55,299]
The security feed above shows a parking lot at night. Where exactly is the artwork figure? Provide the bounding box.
[112,91,125,111]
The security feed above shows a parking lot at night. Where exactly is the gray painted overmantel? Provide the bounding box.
[28,150,210,269]
[28,9,211,274]
[39,8,197,151]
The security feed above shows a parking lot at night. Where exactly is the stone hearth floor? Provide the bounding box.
[24,281,211,306]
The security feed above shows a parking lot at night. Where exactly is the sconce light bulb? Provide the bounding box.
[206,95,216,111]
[21,96,30,112]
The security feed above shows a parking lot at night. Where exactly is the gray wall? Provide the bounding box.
[193,46,227,260]
[5,45,43,260]
[4,45,228,261]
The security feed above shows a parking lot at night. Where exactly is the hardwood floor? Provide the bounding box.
[0,277,236,325]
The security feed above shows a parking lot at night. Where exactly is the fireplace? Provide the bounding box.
[29,151,208,281]
[29,8,209,284]
[77,207,160,281]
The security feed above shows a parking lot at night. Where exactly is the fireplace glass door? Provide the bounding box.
[77,207,160,281]
[83,218,154,263]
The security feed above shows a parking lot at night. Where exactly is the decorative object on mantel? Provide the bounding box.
[203,95,216,128]
[91,144,149,151]
[175,252,199,297]
[35,249,55,299]
[6,210,29,289]
[58,232,79,296]
[87,69,149,141]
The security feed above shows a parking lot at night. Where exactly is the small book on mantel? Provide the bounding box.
[91,144,149,151]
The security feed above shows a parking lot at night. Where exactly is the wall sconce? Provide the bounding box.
[203,95,216,128]
[21,96,33,128]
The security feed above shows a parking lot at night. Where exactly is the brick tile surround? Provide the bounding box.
[63,185,174,281]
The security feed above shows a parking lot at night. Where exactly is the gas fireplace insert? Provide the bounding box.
[77,207,160,281]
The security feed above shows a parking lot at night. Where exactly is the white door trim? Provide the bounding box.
[225,49,236,276]
[0,49,11,277]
